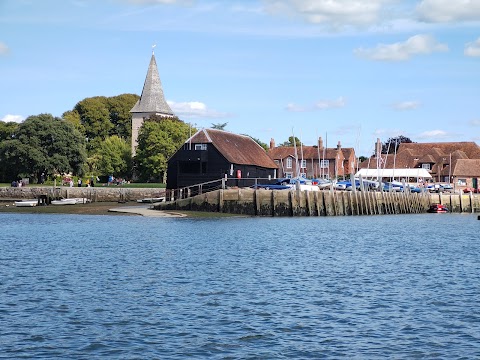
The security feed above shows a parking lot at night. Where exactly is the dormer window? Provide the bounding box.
[422,163,431,170]
[195,144,207,150]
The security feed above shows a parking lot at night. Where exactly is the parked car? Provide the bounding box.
[463,187,480,193]
[428,183,454,193]
[311,178,333,189]
[335,180,359,190]
[250,183,290,190]
[438,184,454,193]
[383,182,403,192]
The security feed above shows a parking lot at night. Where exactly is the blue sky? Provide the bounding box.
[1,0,479,156]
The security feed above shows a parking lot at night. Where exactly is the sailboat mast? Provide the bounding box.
[292,128,299,178]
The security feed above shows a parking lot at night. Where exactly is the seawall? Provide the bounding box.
[0,186,165,202]
[155,188,480,216]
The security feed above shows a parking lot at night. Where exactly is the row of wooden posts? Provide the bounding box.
[158,188,437,216]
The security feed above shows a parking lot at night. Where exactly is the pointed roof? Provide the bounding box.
[186,129,278,169]
[130,54,174,115]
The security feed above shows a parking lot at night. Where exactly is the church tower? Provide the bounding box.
[130,50,175,156]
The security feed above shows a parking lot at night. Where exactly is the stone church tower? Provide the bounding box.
[130,51,175,156]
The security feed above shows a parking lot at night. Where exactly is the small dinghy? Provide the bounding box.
[51,198,77,205]
[14,200,38,207]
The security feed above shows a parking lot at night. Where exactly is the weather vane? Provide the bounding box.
[152,44,156,55]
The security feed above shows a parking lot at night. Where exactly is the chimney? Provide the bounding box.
[376,138,381,158]
[269,138,275,150]
[336,141,341,150]
[318,137,324,150]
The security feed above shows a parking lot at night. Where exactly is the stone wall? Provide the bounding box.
[0,186,166,202]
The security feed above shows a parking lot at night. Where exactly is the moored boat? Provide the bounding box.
[427,204,449,213]
[137,197,165,203]
[14,200,38,207]
[51,198,77,205]
[71,197,92,204]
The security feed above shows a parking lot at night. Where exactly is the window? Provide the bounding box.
[458,179,466,186]
[422,163,431,170]
[274,160,279,165]
[195,144,207,150]
[320,160,329,168]
[286,158,292,169]
[301,160,307,169]
[285,172,293,179]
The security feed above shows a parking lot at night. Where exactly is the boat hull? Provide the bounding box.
[51,199,77,205]
[14,200,38,207]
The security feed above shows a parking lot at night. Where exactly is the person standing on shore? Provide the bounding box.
[78,178,82,187]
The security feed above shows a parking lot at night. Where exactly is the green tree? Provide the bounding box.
[74,96,112,150]
[107,94,139,140]
[0,120,19,142]
[0,114,86,182]
[97,135,132,178]
[135,116,190,182]
[381,135,413,154]
[62,109,84,134]
[279,136,302,147]
[211,122,228,130]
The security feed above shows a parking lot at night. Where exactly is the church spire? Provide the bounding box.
[130,53,173,115]
[131,52,175,156]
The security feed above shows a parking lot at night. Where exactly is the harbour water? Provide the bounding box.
[1,213,479,359]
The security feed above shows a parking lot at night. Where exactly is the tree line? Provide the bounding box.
[0,92,411,184]
[0,94,191,183]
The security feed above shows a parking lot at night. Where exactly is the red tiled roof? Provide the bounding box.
[452,159,480,177]
[359,142,480,174]
[187,129,277,169]
[399,142,480,158]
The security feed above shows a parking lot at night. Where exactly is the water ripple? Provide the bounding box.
[1,213,480,358]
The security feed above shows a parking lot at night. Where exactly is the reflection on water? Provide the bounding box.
[1,213,479,359]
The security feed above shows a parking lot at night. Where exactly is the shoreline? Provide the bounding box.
[0,201,181,217]
[0,200,238,218]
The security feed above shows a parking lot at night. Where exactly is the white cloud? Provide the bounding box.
[285,103,308,112]
[416,0,480,23]
[392,100,421,110]
[285,97,346,112]
[315,96,346,109]
[167,101,229,119]
[354,34,448,61]
[1,114,25,123]
[0,42,9,55]
[417,129,449,139]
[263,0,389,29]
[469,119,480,126]
[465,37,480,57]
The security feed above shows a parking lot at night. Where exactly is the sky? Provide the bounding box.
[1,0,479,156]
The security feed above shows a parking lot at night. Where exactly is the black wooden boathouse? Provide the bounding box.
[166,129,278,190]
